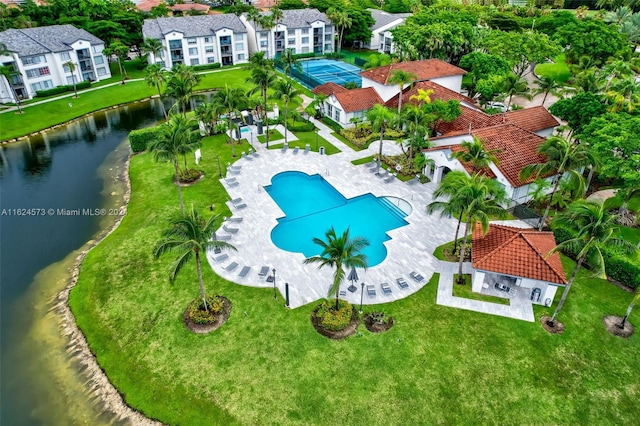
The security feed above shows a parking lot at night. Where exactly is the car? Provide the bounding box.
[485,101,507,113]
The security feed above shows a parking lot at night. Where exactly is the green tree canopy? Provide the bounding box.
[483,30,561,76]
[553,18,631,65]
[549,92,607,134]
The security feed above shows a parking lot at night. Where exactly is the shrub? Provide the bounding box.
[179,168,202,183]
[35,80,92,98]
[321,116,342,132]
[316,299,353,331]
[129,125,163,153]
[187,295,224,324]
[193,62,221,71]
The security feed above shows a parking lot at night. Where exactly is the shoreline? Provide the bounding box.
[51,154,161,426]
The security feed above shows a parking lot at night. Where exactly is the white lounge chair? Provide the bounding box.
[238,266,251,278]
[223,224,239,234]
[381,283,392,295]
[225,262,238,272]
[227,217,243,223]
[396,277,409,289]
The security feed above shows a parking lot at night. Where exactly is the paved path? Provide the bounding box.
[586,189,617,204]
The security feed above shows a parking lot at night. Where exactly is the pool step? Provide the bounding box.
[379,197,407,221]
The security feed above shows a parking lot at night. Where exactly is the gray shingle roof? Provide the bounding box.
[0,25,104,57]
[251,8,330,31]
[368,9,411,32]
[143,15,247,40]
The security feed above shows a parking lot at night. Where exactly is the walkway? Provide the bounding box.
[436,261,535,322]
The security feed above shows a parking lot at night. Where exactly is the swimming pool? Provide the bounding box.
[293,59,362,89]
[265,171,408,267]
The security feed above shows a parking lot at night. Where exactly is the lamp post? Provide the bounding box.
[272,268,277,300]
[216,155,222,177]
[360,282,365,313]
[315,127,319,151]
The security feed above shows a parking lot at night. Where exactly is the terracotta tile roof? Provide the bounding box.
[505,106,559,133]
[334,87,383,113]
[312,82,348,97]
[360,59,466,86]
[384,81,477,109]
[435,105,502,135]
[171,4,210,12]
[423,144,497,178]
[472,223,567,285]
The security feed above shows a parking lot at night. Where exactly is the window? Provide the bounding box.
[260,31,268,38]
[37,67,50,76]
[94,55,104,65]
[288,38,295,46]
[188,47,198,55]
[260,41,268,48]
[301,37,309,44]
[325,44,332,52]
[301,47,309,53]
[66,76,75,85]
[207,56,216,64]
[97,67,107,76]
[302,28,309,35]
[63,64,71,73]
[235,42,244,51]
[60,52,70,60]
[190,58,199,65]
[325,34,332,41]
[205,46,214,54]
[234,34,243,41]
[204,37,213,43]
[92,45,103,53]
[30,80,53,91]
[187,38,197,45]
[22,55,45,66]
[326,104,333,117]
[325,25,332,33]
[237,53,245,61]
[26,69,38,78]
[334,108,340,122]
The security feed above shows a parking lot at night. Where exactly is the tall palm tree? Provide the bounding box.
[246,6,262,54]
[548,201,636,326]
[141,38,164,65]
[427,171,471,255]
[400,104,429,159]
[534,75,563,106]
[451,136,501,174]
[164,64,201,117]
[280,48,302,78]
[271,78,301,145]
[104,40,130,84]
[259,14,275,59]
[149,115,200,214]
[195,101,222,136]
[304,227,369,311]
[606,76,640,113]
[389,69,417,114]
[366,104,397,175]
[499,73,531,110]
[520,136,597,231]
[409,88,434,106]
[326,8,352,55]
[145,63,168,119]
[63,61,79,98]
[0,42,23,113]
[246,63,276,147]
[617,289,640,330]
[154,207,236,312]
[213,84,247,157]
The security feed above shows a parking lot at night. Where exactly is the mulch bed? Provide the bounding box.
[540,315,565,334]
[310,306,359,340]
[603,315,635,338]
[175,171,204,187]
[183,296,232,334]
[364,314,394,333]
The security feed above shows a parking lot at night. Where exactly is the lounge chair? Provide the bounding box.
[229,168,241,175]
[293,146,299,154]
[339,290,347,296]
[228,181,239,188]
[251,151,260,158]
[407,176,419,186]
[304,144,310,154]
[238,266,251,278]
[258,266,270,276]
[266,275,274,283]
[225,262,238,272]
[376,170,389,178]
[366,284,376,297]
[224,177,237,183]
[281,144,288,153]
[409,271,424,282]
[223,224,239,234]
[396,277,409,289]
[381,283,392,295]
[229,165,242,170]
[235,203,247,210]
[213,247,221,254]
[214,254,228,262]
[231,197,243,204]
[368,160,377,168]
[216,234,232,241]
[227,217,243,223]
[384,174,396,183]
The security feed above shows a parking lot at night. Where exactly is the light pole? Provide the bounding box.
[315,127,319,151]
[272,268,277,300]
[216,155,222,177]
[360,282,365,313]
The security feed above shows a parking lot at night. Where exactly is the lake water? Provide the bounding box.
[0,99,164,425]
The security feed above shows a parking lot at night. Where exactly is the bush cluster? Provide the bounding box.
[187,295,224,324]
[316,299,353,331]
[321,116,342,132]
[179,168,202,183]
[193,62,221,71]
[339,124,405,148]
[35,80,91,97]
[128,125,163,153]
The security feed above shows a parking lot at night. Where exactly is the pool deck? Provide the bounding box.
[206,114,538,321]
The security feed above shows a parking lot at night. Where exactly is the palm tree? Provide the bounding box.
[547,201,636,326]
[213,84,247,157]
[104,40,130,85]
[141,38,164,65]
[271,78,301,145]
[154,207,236,312]
[279,48,301,78]
[409,88,434,106]
[606,76,640,113]
[499,73,531,110]
[534,75,563,106]
[427,171,471,255]
[145,63,168,119]
[388,69,417,114]
[399,104,429,159]
[617,289,640,330]
[63,61,79,98]
[246,6,262,54]
[149,115,200,215]
[326,9,352,56]
[195,101,222,136]
[164,64,201,116]
[363,53,392,70]
[451,136,501,174]
[366,104,397,175]
[304,227,369,311]
[246,62,276,147]
[520,136,597,231]
[0,42,23,113]
[259,14,275,59]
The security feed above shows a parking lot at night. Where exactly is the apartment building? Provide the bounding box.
[365,9,410,54]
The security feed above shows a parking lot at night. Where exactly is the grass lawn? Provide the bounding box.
[257,129,284,143]
[452,274,511,306]
[268,131,340,155]
[535,53,572,83]
[68,133,639,425]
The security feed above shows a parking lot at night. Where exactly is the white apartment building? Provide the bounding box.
[365,9,410,54]
[0,25,111,103]
[241,8,333,58]
[142,15,250,68]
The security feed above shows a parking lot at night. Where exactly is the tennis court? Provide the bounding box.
[294,59,362,88]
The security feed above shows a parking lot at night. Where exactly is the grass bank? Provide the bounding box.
[70,135,639,424]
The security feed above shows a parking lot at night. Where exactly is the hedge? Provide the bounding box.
[321,116,342,132]
[552,225,640,289]
[193,62,221,71]
[35,80,91,97]
[129,125,163,153]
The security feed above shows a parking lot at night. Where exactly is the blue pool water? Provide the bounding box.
[298,59,362,88]
[265,171,408,267]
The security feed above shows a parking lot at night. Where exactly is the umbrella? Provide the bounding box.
[347,267,359,283]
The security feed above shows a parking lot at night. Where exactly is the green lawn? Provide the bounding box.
[452,274,511,306]
[535,53,572,83]
[268,130,340,154]
[257,129,284,143]
[68,130,639,425]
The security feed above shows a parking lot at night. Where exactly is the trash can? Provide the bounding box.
[319,146,325,155]
[256,120,263,135]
